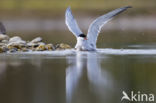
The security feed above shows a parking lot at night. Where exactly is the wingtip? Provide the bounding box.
[66,6,72,14]
[66,6,71,11]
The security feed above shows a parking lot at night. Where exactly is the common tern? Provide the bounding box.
[65,6,132,51]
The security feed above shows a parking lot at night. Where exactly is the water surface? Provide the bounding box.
[0,15,156,103]
[0,49,156,103]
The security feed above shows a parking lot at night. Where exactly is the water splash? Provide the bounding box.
[97,48,156,55]
[3,48,156,57]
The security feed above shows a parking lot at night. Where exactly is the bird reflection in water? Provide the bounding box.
[66,52,114,103]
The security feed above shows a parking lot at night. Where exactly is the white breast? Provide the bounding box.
[75,37,96,51]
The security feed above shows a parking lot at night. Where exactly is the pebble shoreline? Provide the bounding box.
[0,34,72,53]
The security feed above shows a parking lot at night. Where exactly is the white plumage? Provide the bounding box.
[65,7,83,37]
[65,6,132,51]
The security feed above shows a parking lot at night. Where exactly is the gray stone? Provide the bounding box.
[1,46,9,52]
[9,36,26,44]
[9,36,22,42]
[55,43,71,50]
[35,44,46,51]
[0,34,9,41]
[27,42,39,47]
[45,44,55,51]
[8,48,18,53]
[37,42,45,45]
[1,40,8,43]
[30,37,42,43]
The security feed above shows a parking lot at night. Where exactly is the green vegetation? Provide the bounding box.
[0,0,155,18]
[0,0,155,12]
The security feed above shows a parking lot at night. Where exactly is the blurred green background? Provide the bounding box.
[0,0,155,11]
[0,0,155,14]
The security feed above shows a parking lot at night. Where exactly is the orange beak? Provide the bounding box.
[84,37,87,40]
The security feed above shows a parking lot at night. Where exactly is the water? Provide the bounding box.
[0,16,156,103]
[0,48,156,103]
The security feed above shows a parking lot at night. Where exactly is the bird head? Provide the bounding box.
[79,34,87,40]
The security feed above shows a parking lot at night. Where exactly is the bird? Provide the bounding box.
[65,6,132,51]
[0,22,6,35]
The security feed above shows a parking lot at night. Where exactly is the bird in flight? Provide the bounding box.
[65,6,132,51]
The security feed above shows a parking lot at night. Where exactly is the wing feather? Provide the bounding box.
[87,6,132,47]
[65,7,83,37]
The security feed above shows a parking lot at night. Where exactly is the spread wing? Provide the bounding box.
[0,22,6,34]
[87,6,132,47]
[65,7,83,37]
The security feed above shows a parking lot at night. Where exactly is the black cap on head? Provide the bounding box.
[79,34,86,38]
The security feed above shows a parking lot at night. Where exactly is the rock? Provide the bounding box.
[30,47,36,51]
[0,34,9,41]
[0,34,72,53]
[0,47,4,53]
[13,40,26,44]
[9,36,26,44]
[27,42,45,48]
[9,36,21,42]
[21,48,29,52]
[37,42,45,45]
[27,46,34,51]
[30,37,42,43]
[7,42,26,50]
[16,47,29,52]
[1,40,8,43]
[8,48,18,53]
[0,43,6,46]
[35,44,46,51]
[7,45,16,50]
[55,43,71,50]
[1,46,9,52]
[7,36,27,52]
[27,42,39,47]
[45,44,55,51]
